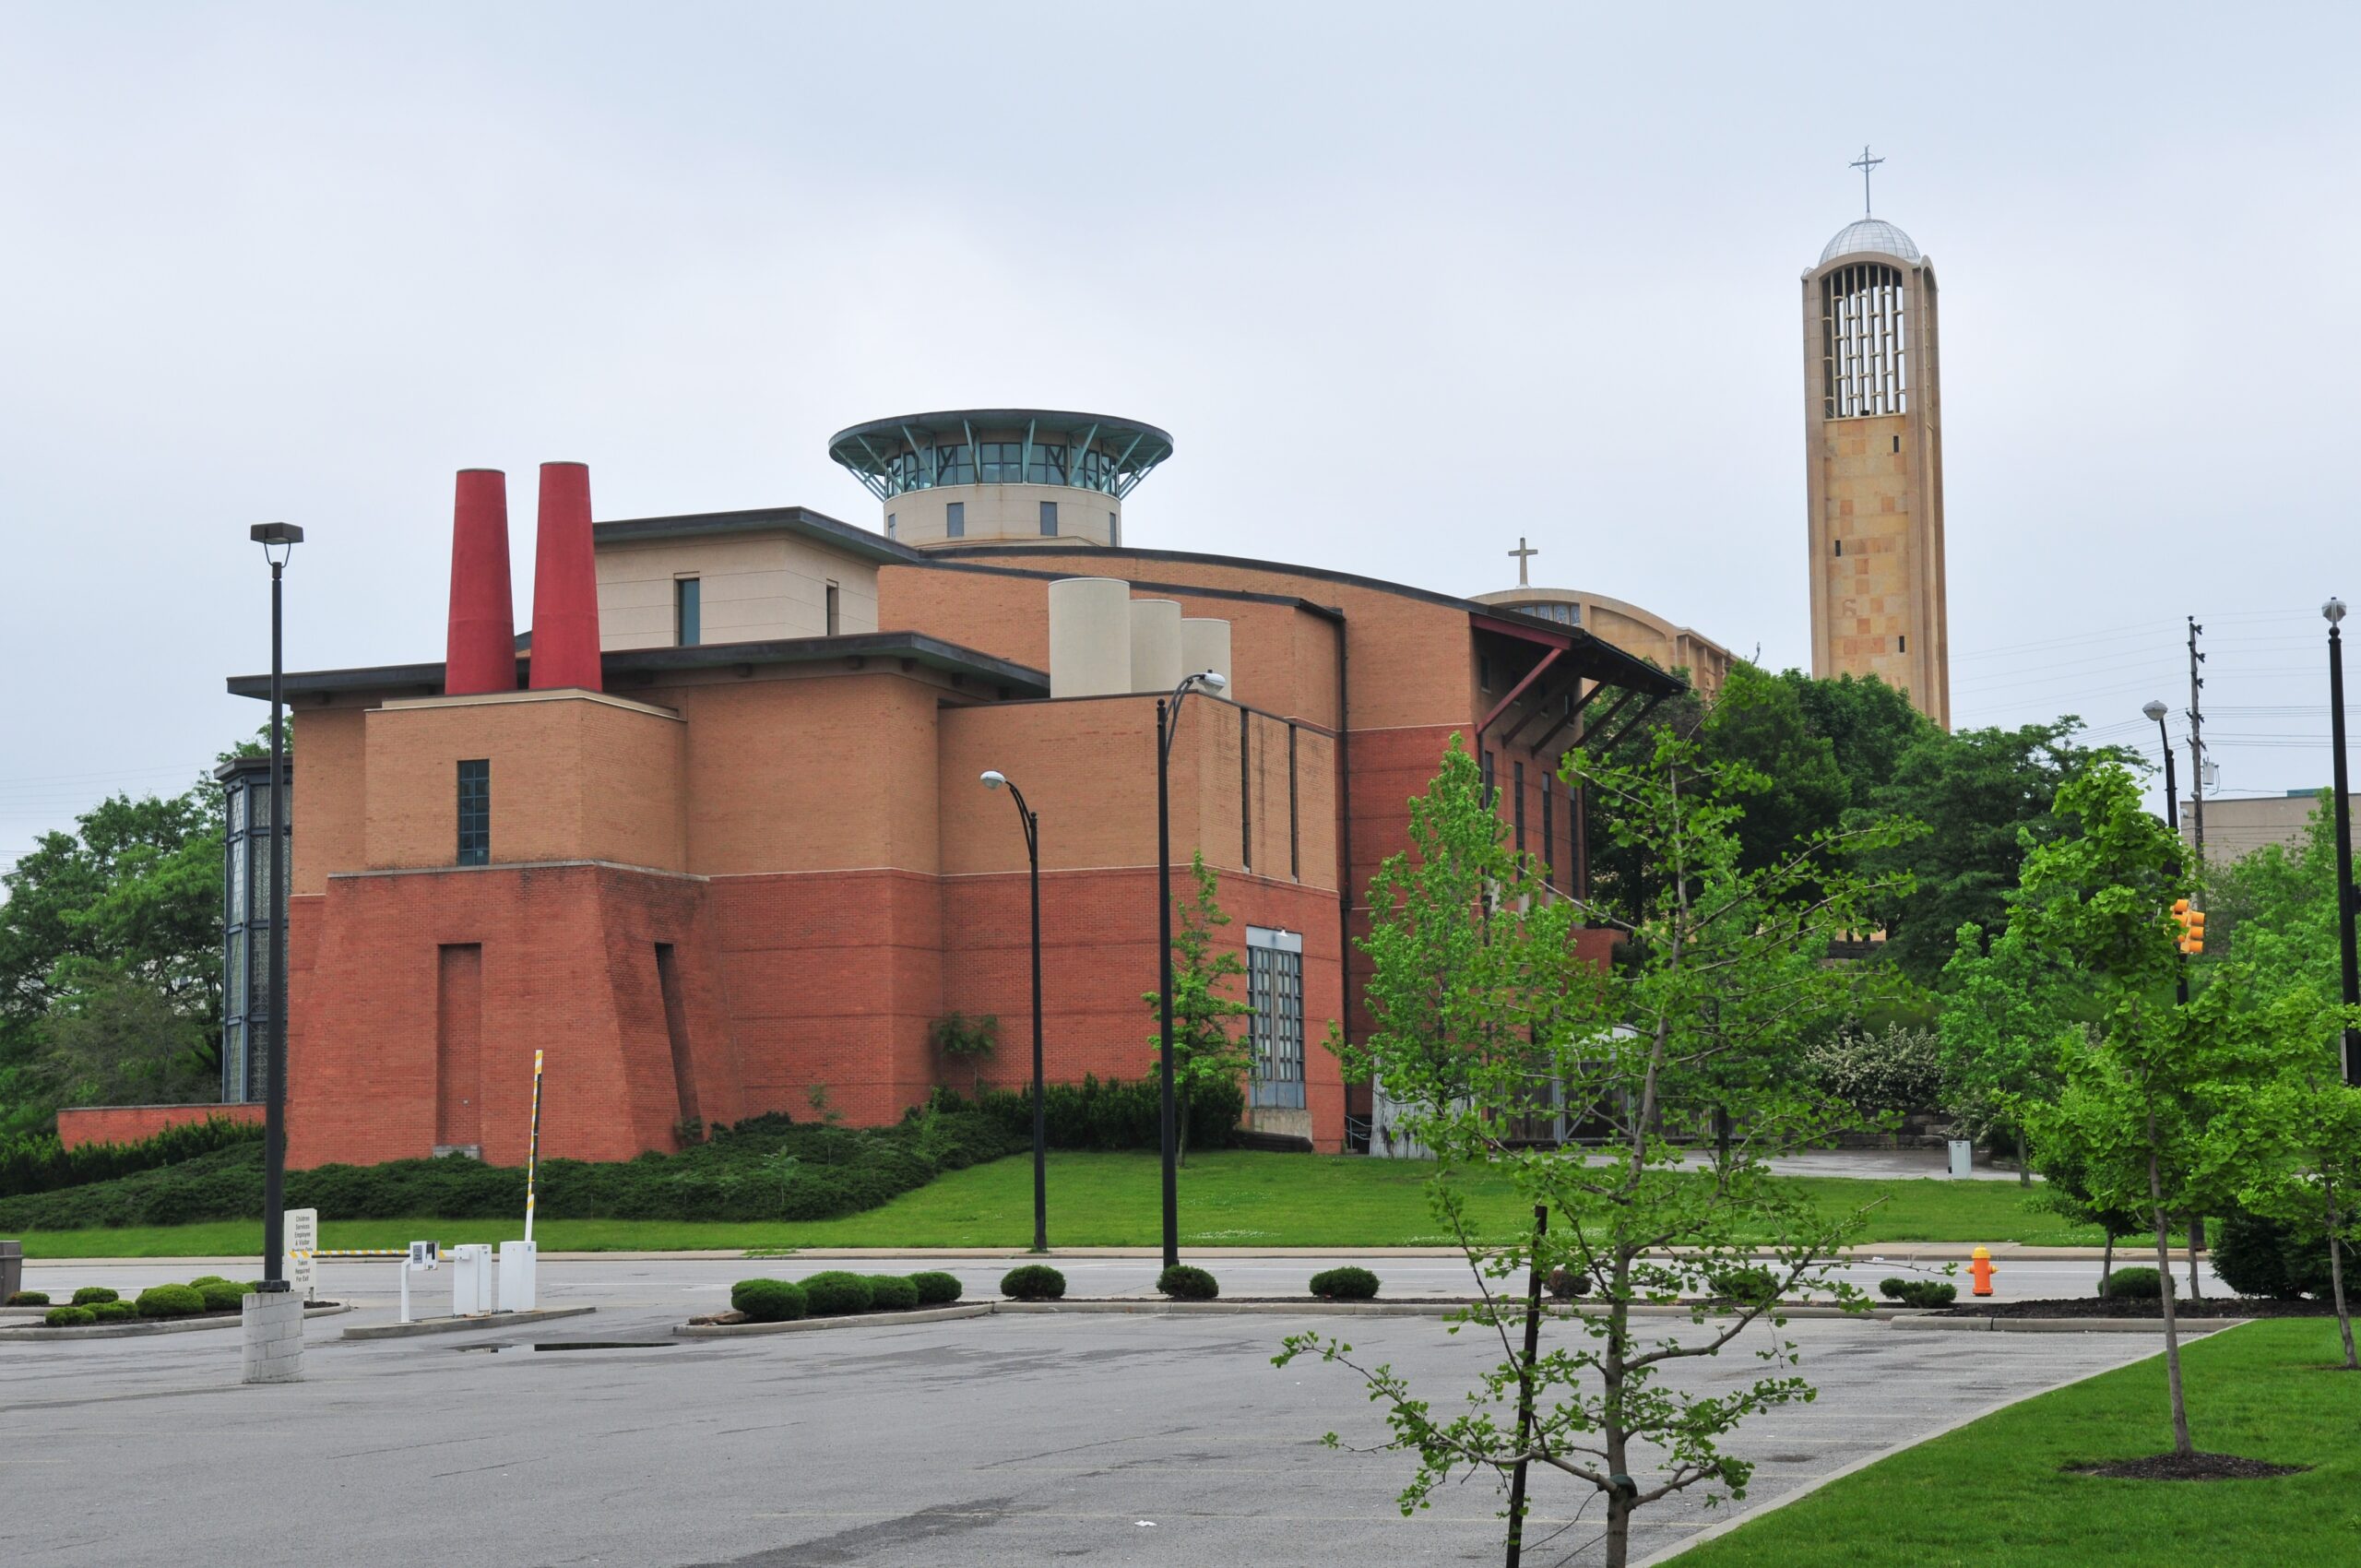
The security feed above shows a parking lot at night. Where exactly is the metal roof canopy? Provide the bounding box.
[826,409,1175,502]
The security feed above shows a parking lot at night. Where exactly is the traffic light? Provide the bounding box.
[2171,898,2206,956]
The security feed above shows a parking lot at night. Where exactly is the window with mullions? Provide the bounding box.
[457,759,491,866]
[933,445,974,485]
[888,451,922,491]
[1247,928,1305,1110]
[1026,444,1068,485]
[1075,446,1115,491]
[978,441,1025,482]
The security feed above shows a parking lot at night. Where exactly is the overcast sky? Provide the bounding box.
[5,2,2357,861]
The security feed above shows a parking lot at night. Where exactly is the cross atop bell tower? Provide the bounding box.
[1848,144,1884,215]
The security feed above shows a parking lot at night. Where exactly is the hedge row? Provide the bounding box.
[963,1075,1243,1152]
[0,1116,265,1199]
[730,1269,965,1322]
[0,1105,1024,1232]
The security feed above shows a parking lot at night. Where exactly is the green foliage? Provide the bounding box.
[187,1274,228,1287]
[134,1283,204,1318]
[2211,1210,2337,1301]
[197,1280,252,1312]
[927,1011,998,1095]
[0,1105,1022,1231]
[43,1304,95,1327]
[1287,731,1909,1564]
[1544,1266,1588,1300]
[89,1299,136,1321]
[7,1289,48,1305]
[966,1075,1241,1153]
[865,1274,919,1312]
[1309,1265,1379,1301]
[1144,852,1253,1163]
[909,1270,963,1305]
[730,1277,808,1322]
[2100,1266,2162,1301]
[1877,1277,1956,1308]
[797,1270,873,1316]
[69,1285,117,1305]
[1803,1022,1943,1118]
[1858,719,2133,982]
[999,1263,1065,1301]
[1157,1264,1218,1300]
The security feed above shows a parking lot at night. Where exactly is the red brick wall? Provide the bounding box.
[56,1102,263,1150]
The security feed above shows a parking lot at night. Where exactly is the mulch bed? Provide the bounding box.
[1940,1296,2338,1320]
[2066,1451,2308,1481]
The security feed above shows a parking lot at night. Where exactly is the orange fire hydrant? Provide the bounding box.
[1970,1245,1996,1297]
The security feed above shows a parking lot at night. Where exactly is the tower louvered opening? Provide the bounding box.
[1821,262,1907,418]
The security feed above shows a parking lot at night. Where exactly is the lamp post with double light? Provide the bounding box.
[251,521,303,1291]
[980,770,1048,1253]
[2325,600,2360,1085]
[1156,669,1227,1270]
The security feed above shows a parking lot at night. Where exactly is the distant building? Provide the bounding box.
[1472,587,1732,701]
[2181,790,2356,869]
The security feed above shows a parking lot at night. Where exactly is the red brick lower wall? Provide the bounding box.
[56,1101,264,1150]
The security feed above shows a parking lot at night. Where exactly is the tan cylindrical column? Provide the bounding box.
[1130,600,1183,695]
[1048,577,1133,697]
[1180,617,1234,703]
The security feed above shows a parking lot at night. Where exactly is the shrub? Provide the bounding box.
[1544,1267,1588,1301]
[1000,1264,1066,1301]
[910,1271,963,1305]
[970,1074,1244,1153]
[188,1275,229,1289]
[0,1114,264,1200]
[799,1271,874,1316]
[866,1275,920,1313]
[6,1290,49,1306]
[71,1286,119,1306]
[198,1281,253,1313]
[2101,1266,2163,1301]
[1309,1266,1379,1301]
[90,1300,137,1322]
[1877,1277,1957,1309]
[1157,1265,1219,1301]
[730,1278,809,1323]
[1803,1022,1943,1119]
[1705,1265,1777,1304]
[2213,1210,2338,1301]
[44,1305,97,1327]
[135,1283,206,1319]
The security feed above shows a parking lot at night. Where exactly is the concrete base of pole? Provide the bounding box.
[240,1289,305,1384]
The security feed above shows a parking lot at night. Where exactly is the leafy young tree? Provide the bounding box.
[1144,851,1252,1165]
[1935,919,2082,1185]
[2015,764,2272,1457]
[927,1011,999,1097]
[1281,733,1908,1568]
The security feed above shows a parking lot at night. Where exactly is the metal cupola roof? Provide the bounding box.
[1820,217,1922,267]
[826,410,1175,502]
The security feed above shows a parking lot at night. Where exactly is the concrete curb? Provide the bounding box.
[0,1302,353,1342]
[1630,1323,2251,1567]
[676,1302,993,1337]
[1890,1314,2243,1334]
[341,1305,597,1340]
[22,1243,2181,1265]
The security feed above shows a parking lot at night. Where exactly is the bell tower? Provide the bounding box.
[1803,149,1950,729]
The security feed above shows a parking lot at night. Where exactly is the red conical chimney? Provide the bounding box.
[528,460,603,692]
[445,469,518,696]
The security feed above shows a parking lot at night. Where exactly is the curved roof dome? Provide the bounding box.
[1820,217,1921,266]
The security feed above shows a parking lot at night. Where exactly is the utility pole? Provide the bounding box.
[2187,617,2207,865]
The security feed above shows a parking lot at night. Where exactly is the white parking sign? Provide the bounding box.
[284,1208,317,1301]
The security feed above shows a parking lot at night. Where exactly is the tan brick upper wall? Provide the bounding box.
[291,707,366,897]
[598,531,880,650]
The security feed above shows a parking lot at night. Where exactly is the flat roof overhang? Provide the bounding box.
[592,505,918,565]
[228,631,1049,703]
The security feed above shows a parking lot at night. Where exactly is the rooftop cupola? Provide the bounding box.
[826,409,1173,550]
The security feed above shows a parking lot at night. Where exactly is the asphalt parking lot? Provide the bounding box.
[3,1254,2176,1566]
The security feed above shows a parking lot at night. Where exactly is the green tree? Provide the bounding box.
[1144,852,1252,1165]
[1858,719,2132,981]
[1701,663,1845,876]
[1935,920,2082,1184]
[1783,669,1935,811]
[1282,732,1907,1568]
[2016,764,2272,1456]
[927,1011,998,1097]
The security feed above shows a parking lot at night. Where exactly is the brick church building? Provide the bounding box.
[82,410,1684,1167]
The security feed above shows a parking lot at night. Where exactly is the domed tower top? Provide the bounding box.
[827,409,1173,551]
[1819,216,1921,266]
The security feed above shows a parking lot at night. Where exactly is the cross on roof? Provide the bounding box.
[1509,536,1538,588]
[1849,144,1884,216]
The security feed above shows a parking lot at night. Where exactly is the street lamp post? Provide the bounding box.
[2325,600,2361,1085]
[1156,670,1227,1271]
[980,770,1048,1253]
[251,522,303,1292]
[2145,699,2187,1007]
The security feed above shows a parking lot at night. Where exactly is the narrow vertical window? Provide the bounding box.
[1513,760,1526,851]
[1240,707,1252,872]
[1247,928,1306,1110]
[1109,510,1120,547]
[1481,750,1496,806]
[1287,723,1299,881]
[945,501,966,539]
[675,577,701,647]
[1039,500,1058,536]
[825,581,841,636]
[886,512,896,540]
[1541,774,1554,885]
[457,759,490,866]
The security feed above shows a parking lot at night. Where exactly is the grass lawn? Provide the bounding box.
[16,1150,2114,1256]
[1667,1318,2361,1567]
